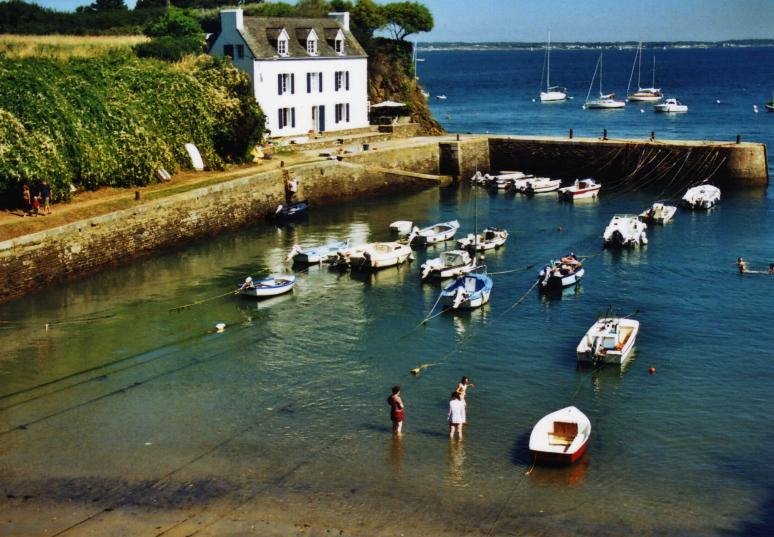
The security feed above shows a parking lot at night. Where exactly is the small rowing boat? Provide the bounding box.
[237,275,296,298]
[529,406,591,465]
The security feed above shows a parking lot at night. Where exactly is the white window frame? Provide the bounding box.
[335,38,344,55]
[277,107,295,130]
[277,38,288,56]
[335,71,343,91]
[307,37,317,56]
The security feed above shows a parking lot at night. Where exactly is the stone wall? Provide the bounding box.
[0,157,446,304]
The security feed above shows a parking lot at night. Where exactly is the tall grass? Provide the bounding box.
[0,34,149,60]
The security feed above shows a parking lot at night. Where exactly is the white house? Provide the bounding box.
[209,9,369,137]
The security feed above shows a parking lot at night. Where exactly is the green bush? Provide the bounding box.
[0,53,265,206]
[135,35,203,61]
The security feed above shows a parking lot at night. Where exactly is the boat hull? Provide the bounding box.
[529,406,591,466]
[559,187,600,200]
[538,267,584,293]
[586,100,625,109]
[576,318,640,365]
[540,91,567,102]
[350,251,411,270]
[237,276,296,298]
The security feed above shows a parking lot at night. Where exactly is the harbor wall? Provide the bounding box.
[0,159,445,304]
[1,133,768,303]
[486,136,769,188]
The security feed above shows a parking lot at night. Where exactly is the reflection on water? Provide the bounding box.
[389,434,404,476]
[447,440,467,488]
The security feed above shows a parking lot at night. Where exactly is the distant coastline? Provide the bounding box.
[417,39,774,52]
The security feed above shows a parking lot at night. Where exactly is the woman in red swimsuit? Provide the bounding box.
[387,385,405,434]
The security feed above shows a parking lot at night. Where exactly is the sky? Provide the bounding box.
[26,0,774,42]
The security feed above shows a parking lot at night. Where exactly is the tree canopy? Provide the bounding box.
[382,1,433,41]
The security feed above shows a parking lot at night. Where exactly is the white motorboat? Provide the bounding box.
[287,239,349,264]
[558,178,601,201]
[639,202,676,224]
[576,317,640,365]
[489,171,533,191]
[681,184,720,210]
[584,53,625,109]
[525,177,562,194]
[537,253,584,293]
[539,31,567,102]
[529,406,591,465]
[456,227,508,251]
[440,271,493,309]
[408,220,460,246]
[420,250,476,280]
[602,215,648,248]
[626,43,663,102]
[237,275,296,298]
[654,98,688,113]
[348,242,413,270]
[389,220,413,235]
[435,94,447,100]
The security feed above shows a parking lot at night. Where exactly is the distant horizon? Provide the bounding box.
[27,0,774,42]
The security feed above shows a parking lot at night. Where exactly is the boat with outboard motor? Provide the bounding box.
[602,215,648,248]
[440,270,493,309]
[420,249,476,280]
[639,202,676,225]
[408,220,460,246]
[558,178,601,201]
[681,184,720,210]
[537,253,584,293]
[654,98,687,113]
[287,239,350,264]
[525,177,562,195]
[576,317,640,365]
[237,274,296,298]
[389,220,413,235]
[456,227,508,251]
[347,242,413,270]
[267,200,309,223]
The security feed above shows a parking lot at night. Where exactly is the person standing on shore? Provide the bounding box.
[387,385,404,435]
[448,391,466,440]
[21,184,31,216]
[41,180,51,215]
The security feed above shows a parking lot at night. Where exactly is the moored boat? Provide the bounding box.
[584,53,625,109]
[529,406,591,465]
[602,214,648,248]
[456,227,508,251]
[537,253,584,293]
[287,239,349,264]
[627,43,663,102]
[408,220,460,246]
[420,249,476,280]
[558,178,601,201]
[267,200,309,222]
[681,184,720,209]
[576,317,640,365]
[654,98,687,113]
[639,202,676,224]
[440,271,493,309]
[525,177,562,194]
[237,275,296,298]
[539,31,567,102]
[348,242,413,270]
[389,220,413,235]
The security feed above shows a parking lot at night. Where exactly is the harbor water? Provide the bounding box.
[1,47,773,535]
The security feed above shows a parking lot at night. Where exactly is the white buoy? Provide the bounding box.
[716,99,721,104]
[640,109,645,113]
[532,98,536,102]
[215,323,226,332]
[753,105,759,113]
[581,105,586,110]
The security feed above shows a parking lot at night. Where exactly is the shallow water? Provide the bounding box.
[2,47,774,536]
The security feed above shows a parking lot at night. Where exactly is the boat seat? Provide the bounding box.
[548,421,578,446]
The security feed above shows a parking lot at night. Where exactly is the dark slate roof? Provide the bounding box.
[239,16,366,59]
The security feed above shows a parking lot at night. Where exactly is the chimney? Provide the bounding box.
[327,11,350,32]
[221,8,244,32]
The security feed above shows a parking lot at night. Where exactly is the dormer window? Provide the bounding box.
[273,28,289,57]
[303,28,318,56]
[307,37,317,55]
[333,29,345,55]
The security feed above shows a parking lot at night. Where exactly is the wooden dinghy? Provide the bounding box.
[529,406,591,465]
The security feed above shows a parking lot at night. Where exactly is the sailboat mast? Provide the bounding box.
[652,55,656,88]
[637,42,642,89]
[599,53,603,96]
[546,30,551,90]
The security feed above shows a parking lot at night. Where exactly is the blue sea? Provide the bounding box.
[0,47,772,536]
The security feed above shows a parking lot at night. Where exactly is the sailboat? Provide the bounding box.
[627,42,663,102]
[539,31,567,102]
[584,52,625,109]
